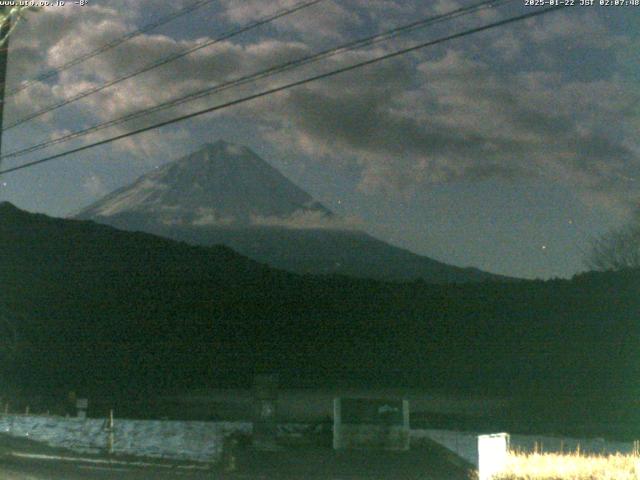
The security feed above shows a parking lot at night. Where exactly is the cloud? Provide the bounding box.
[527,9,624,49]
[6,3,310,159]
[245,42,639,211]
[219,0,362,41]
[5,1,638,217]
[191,207,236,227]
[251,209,363,230]
[82,173,107,198]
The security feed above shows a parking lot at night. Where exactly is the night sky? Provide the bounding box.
[0,0,638,279]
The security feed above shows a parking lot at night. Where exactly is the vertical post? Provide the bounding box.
[332,398,341,450]
[402,399,410,451]
[106,409,114,455]
[253,374,279,450]
[0,7,11,164]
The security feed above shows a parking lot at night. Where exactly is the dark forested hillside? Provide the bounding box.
[1,202,639,429]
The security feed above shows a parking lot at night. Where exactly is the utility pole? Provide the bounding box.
[0,6,11,165]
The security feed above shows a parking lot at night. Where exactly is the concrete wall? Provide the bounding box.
[411,429,479,464]
[333,398,410,451]
[0,415,251,462]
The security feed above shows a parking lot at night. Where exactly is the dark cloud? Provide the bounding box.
[250,44,638,210]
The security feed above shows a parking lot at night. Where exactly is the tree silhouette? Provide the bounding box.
[587,207,640,271]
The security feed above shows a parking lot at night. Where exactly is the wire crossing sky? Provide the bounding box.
[0,0,218,101]
[1,0,327,132]
[0,5,566,177]
[0,0,514,162]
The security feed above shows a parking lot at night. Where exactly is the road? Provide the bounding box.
[0,443,472,479]
[0,454,214,479]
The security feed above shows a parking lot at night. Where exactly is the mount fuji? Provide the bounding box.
[76,140,508,283]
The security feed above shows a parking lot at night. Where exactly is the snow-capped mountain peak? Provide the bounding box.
[77,140,332,227]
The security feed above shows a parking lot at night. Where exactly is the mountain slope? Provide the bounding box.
[76,140,508,283]
[117,224,502,283]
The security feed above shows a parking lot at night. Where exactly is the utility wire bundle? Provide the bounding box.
[0,0,567,176]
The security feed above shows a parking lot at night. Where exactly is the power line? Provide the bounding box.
[1,0,512,161]
[1,0,326,132]
[0,5,567,177]
[1,0,217,101]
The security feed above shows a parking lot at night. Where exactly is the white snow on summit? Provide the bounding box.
[77,140,335,228]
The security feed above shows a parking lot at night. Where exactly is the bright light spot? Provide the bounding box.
[541,245,547,250]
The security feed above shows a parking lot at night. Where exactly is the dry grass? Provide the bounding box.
[0,469,42,480]
[493,451,640,480]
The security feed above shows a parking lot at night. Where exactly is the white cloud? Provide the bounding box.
[527,9,623,49]
[6,3,311,159]
[251,209,363,230]
[192,207,236,226]
[82,173,107,198]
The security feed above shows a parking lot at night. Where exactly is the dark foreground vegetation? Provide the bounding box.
[1,202,638,437]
